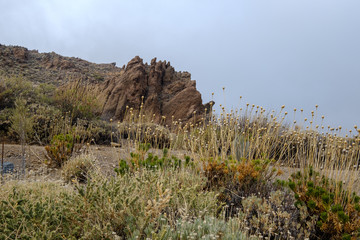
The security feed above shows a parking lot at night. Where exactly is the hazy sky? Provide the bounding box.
[1,0,359,134]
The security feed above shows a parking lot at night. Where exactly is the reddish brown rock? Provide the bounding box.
[100,56,212,125]
[12,47,29,62]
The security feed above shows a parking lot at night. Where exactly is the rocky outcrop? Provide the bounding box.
[101,56,212,125]
[0,44,120,85]
[0,44,213,125]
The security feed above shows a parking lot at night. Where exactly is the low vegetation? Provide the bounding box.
[1,74,360,239]
[0,74,105,145]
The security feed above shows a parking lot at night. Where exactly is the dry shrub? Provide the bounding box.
[203,157,281,191]
[153,216,254,240]
[239,190,316,239]
[0,167,221,239]
[54,79,104,121]
[115,121,172,148]
[203,157,284,218]
[62,154,96,183]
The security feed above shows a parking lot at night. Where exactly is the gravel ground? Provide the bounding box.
[1,143,359,194]
[0,143,190,181]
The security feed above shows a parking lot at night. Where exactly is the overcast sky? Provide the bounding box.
[1,0,359,135]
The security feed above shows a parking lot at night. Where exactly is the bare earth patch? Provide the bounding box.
[1,143,190,181]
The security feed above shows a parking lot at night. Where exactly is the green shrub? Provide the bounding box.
[0,182,78,239]
[115,143,192,175]
[0,75,34,109]
[287,166,360,240]
[45,133,78,167]
[0,74,58,143]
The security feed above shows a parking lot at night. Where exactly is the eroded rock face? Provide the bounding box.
[100,56,212,125]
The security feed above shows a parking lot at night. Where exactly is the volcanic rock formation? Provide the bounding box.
[101,56,213,125]
[0,44,213,125]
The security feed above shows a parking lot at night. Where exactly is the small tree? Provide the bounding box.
[10,98,33,175]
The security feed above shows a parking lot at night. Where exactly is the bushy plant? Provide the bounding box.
[203,158,273,190]
[83,169,220,239]
[31,104,61,144]
[287,166,360,240]
[0,165,220,239]
[202,157,283,211]
[53,80,102,121]
[150,216,254,240]
[239,190,316,239]
[0,182,78,239]
[0,75,35,109]
[62,154,96,183]
[0,74,61,143]
[115,143,192,175]
[9,98,34,144]
[44,133,78,167]
[116,121,172,149]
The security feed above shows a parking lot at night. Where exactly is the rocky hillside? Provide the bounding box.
[0,44,119,86]
[0,44,213,124]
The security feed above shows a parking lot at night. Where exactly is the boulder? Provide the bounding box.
[100,56,213,125]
